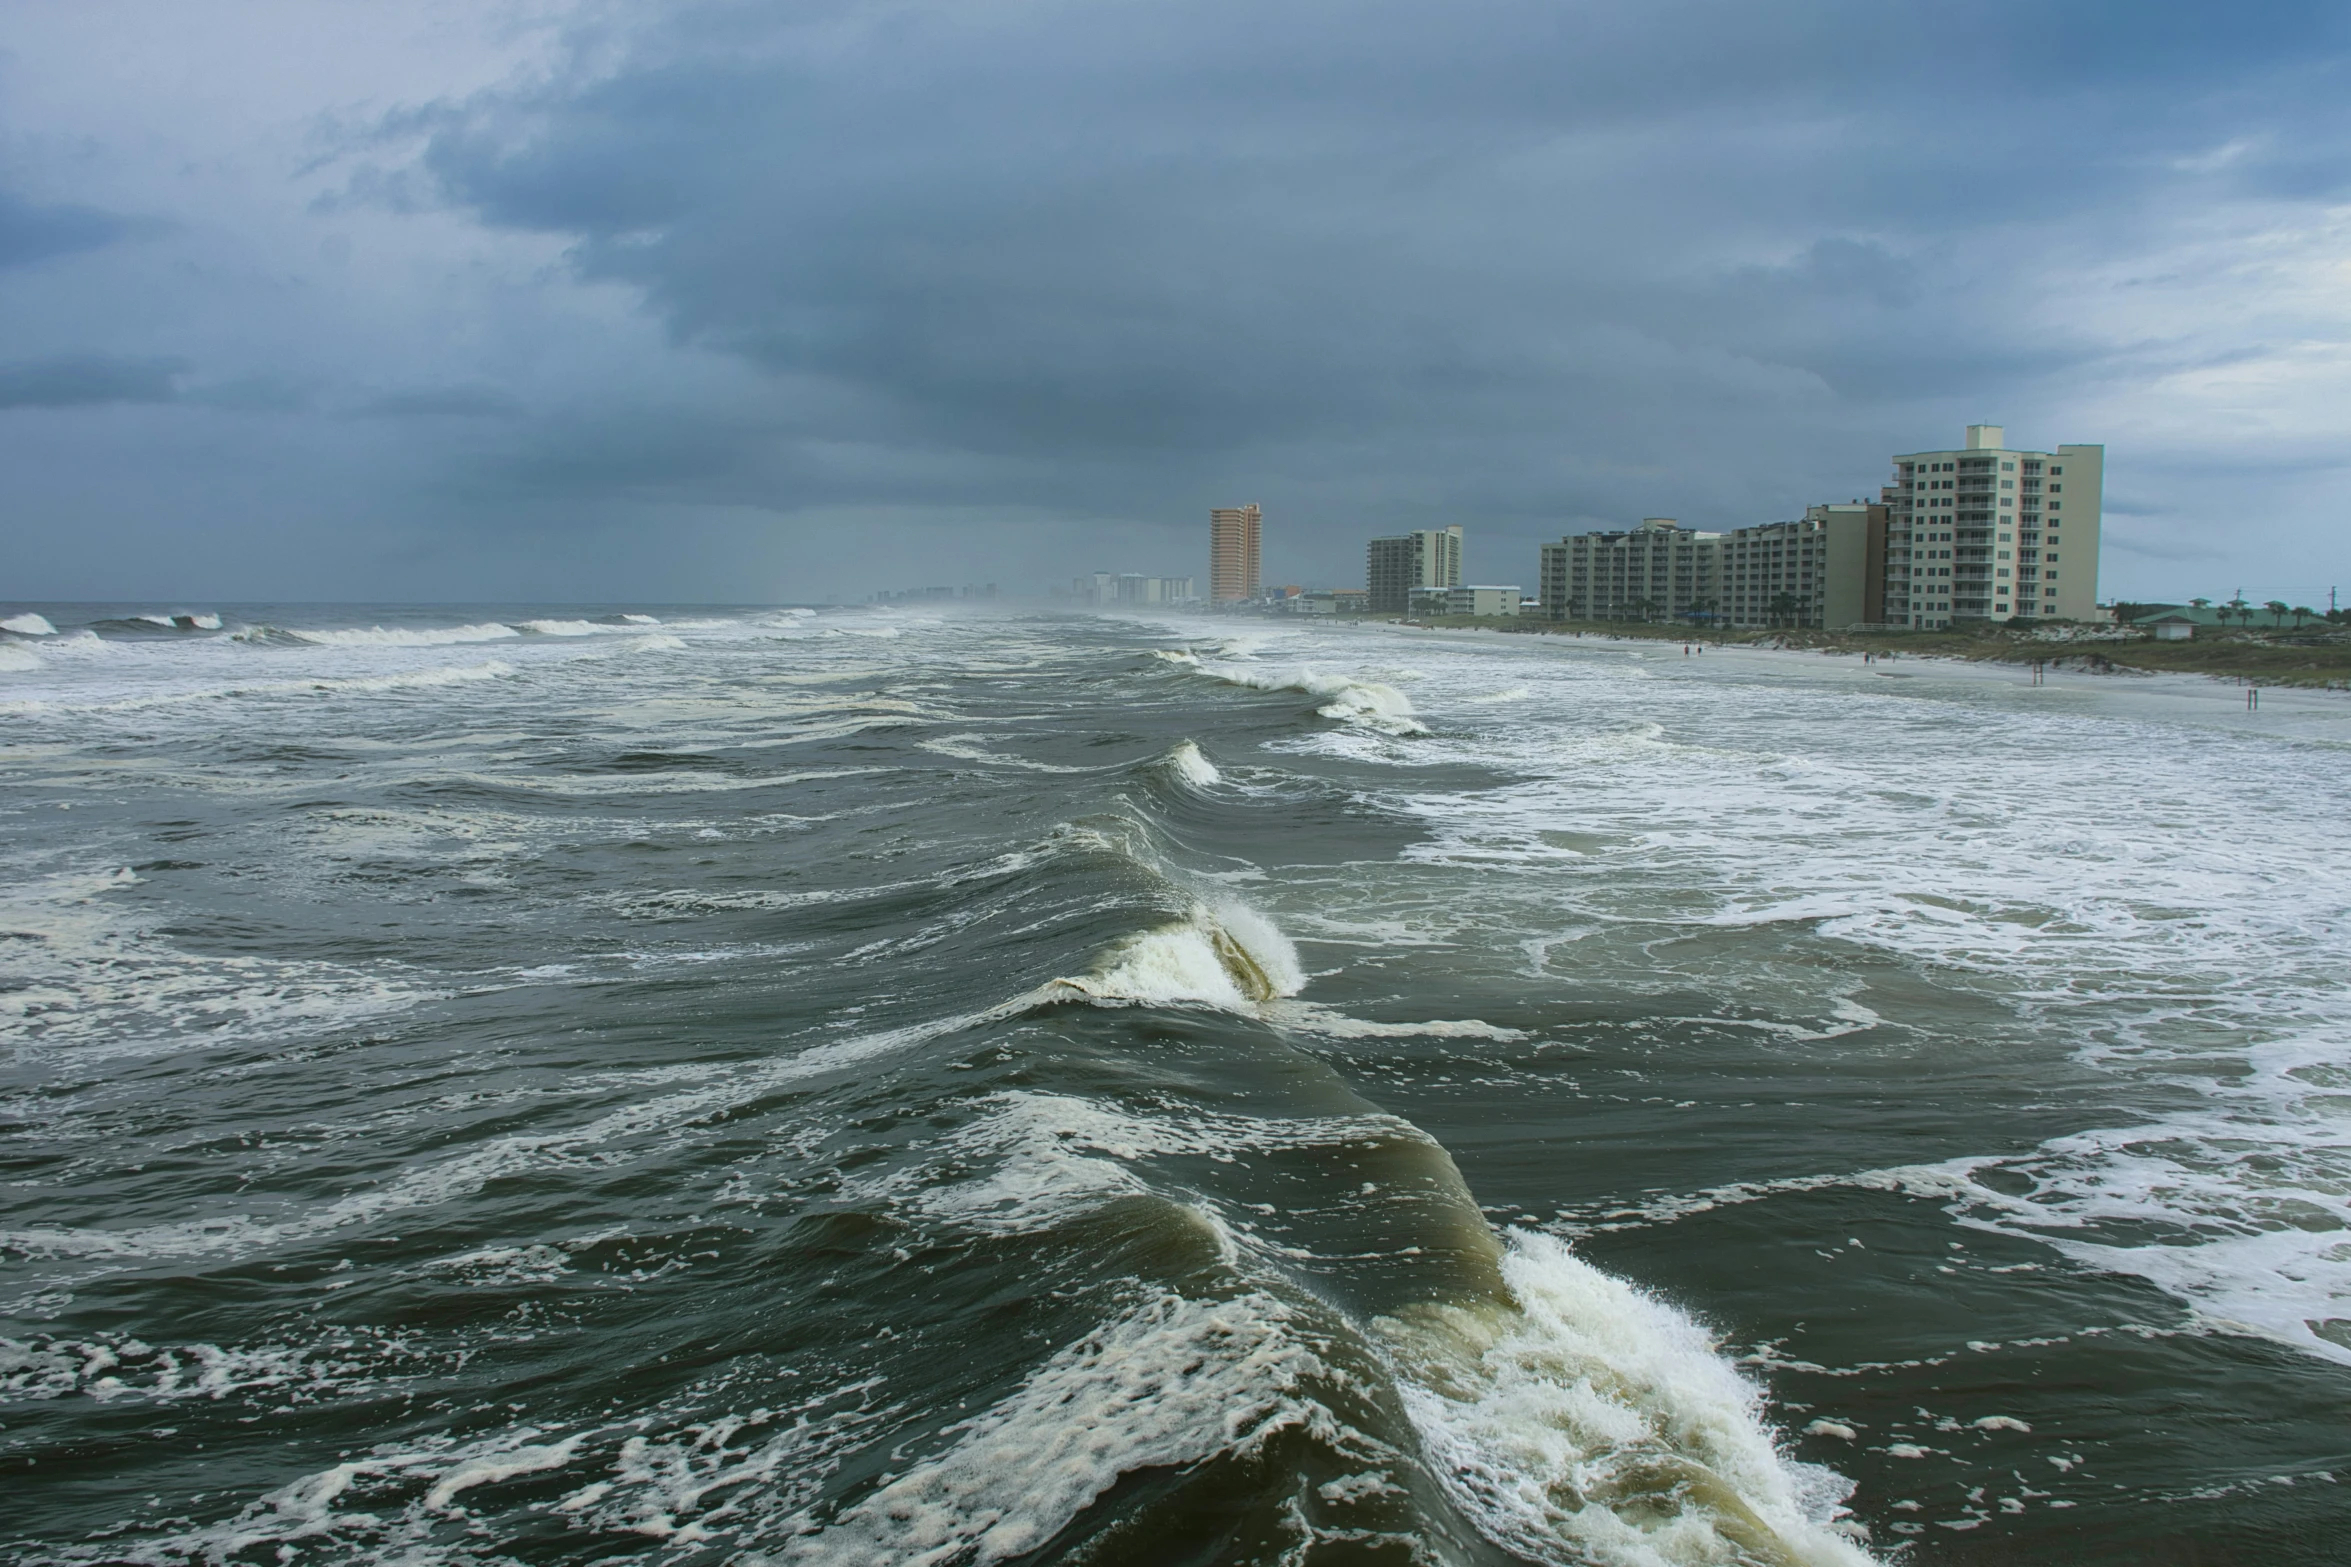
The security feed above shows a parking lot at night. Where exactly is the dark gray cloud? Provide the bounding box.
[352,384,524,419]
[3,0,2349,600]
[387,0,2351,549]
[0,353,187,408]
[0,191,167,270]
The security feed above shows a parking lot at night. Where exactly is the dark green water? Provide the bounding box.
[2,605,2346,1564]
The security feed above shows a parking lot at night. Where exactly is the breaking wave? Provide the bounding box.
[1168,651,1428,735]
[1046,901,1305,1007]
[1161,738,1223,787]
[254,622,524,648]
[1386,1230,1873,1566]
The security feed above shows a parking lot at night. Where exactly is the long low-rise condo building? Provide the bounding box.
[1539,518,1719,622]
[1409,584,1521,617]
[1718,504,1887,629]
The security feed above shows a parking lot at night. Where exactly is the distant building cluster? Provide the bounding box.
[872,584,999,604]
[1536,426,2105,628]
[880,426,2107,628]
[1073,572,1198,607]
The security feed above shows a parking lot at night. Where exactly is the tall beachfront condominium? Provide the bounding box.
[1887,426,2103,627]
[1366,526,1464,614]
[1209,505,1262,603]
[1539,518,1719,622]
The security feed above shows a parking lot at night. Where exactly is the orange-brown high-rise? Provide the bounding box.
[1210,504,1261,603]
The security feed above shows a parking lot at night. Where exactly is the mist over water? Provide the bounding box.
[3,604,2347,1564]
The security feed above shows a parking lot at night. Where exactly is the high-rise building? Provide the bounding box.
[1717,504,1887,628]
[1886,426,2102,627]
[1539,518,1720,622]
[1366,526,1463,614]
[1209,505,1262,603]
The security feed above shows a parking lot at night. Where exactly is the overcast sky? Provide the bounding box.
[4,0,2348,606]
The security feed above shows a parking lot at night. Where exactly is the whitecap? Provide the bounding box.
[781,1293,1323,1565]
[1163,739,1222,787]
[273,622,522,648]
[2,613,58,636]
[1047,902,1305,1008]
[1188,660,1428,735]
[1386,1228,1874,1566]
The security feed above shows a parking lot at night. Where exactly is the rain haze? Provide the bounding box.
[3,0,2349,604]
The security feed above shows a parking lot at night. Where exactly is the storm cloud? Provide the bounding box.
[0,190,165,270]
[2,0,2348,600]
[0,353,186,408]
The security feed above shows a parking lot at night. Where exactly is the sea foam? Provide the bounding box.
[780,1293,1322,1566]
[1387,1228,1874,1566]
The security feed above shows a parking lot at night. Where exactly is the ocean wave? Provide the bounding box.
[1160,738,1222,787]
[87,613,223,635]
[1189,659,1428,734]
[1265,1001,1526,1041]
[855,1089,1424,1238]
[1045,901,1305,1007]
[835,1081,1870,1564]
[0,866,440,1065]
[0,643,39,673]
[782,1292,1324,1566]
[255,622,523,648]
[919,733,1096,772]
[2,612,57,636]
[0,1328,440,1406]
[0,660,516,716]
[1888,1056,2351,1369]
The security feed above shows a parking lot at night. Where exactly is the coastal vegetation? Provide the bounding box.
[1364,615,2351,690]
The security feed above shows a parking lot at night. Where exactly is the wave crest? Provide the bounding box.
[1049,902,1304,1007]
[1388,1229,1873,1566]
[1186,658,1427,734]
[1161,739,1222,787]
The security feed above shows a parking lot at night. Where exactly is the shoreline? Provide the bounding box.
[1331,614,2351,692]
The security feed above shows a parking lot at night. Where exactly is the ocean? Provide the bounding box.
[2,603,2346,1565]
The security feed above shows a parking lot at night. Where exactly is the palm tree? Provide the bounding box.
[2265,600,2289,627]
[1766,591,1801,628]
[2292,606,2316,629]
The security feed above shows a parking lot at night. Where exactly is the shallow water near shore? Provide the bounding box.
[4,603,2348,1564]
